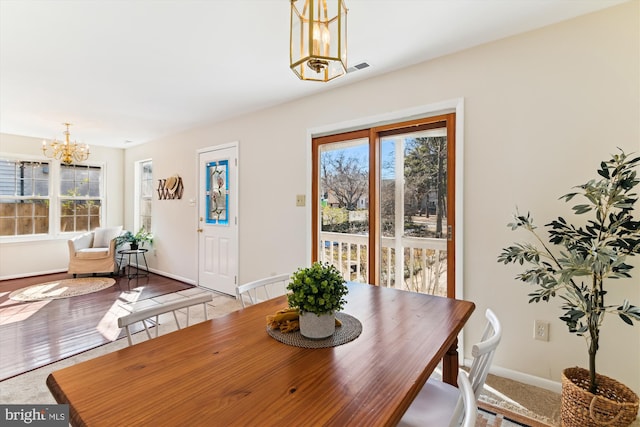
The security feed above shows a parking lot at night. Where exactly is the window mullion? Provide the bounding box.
[50,161,60,236]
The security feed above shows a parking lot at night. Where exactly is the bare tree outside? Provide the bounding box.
[319,145,370,282]
[321,151,368,212]
[317,130,450,296]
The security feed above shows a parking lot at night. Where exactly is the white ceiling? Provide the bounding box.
[0,0,628,148]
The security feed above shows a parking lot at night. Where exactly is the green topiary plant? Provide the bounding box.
[497,149,640,394]
[287,262,348,315]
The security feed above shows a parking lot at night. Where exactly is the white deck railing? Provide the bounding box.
[319,232,448,297]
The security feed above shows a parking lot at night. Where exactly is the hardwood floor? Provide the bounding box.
[0,271,193,381]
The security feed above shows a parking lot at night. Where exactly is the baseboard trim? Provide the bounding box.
[0,269,67,281]
[1,267,197,287]
[492,365,562,394]
[464,358,562,394]
[144,267,196,286]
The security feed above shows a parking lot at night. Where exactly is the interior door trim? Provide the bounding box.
[196,142,239,293]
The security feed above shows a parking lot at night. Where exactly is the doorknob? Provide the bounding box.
[197,228,203,233]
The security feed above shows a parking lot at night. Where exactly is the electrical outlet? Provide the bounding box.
[296,194,306,207]
[534,320,549,341]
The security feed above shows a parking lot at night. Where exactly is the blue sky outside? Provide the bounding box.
[320,124,446,183]
[321,138,414,180]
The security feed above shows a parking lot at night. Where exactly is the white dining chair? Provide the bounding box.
[236,273,290,308]
[398,308,502,427]
[117,293,213,346]
[456,369,478,427]
[399,368,477,427]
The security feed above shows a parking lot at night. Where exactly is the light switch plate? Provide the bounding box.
[296,194,305,207]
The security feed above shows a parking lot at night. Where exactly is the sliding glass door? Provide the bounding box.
[379,123,450,296]
[316,134,370,282]
[313,114,456,297]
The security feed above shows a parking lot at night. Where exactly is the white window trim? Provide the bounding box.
[134,158,152,232]
[0,153,107,243]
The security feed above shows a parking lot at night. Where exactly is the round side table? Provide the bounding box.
[117,249,149,287]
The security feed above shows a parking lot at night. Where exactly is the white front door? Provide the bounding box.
[197,144,238,295]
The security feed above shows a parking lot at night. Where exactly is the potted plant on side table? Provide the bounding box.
[115,227,154,250]
[498,149,640,427]
[287,262,349,339]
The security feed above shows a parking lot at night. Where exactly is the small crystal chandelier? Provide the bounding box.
[290,0,348,82]
[42,123,90,165]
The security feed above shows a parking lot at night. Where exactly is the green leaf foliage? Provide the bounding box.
[115,227,154,248]
[287,262,349,315]
[497,148,640,393]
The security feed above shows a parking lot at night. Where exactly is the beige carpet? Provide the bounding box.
[427,367,558,426]
[8,277,116,301]
[480,372,561,426]
[478,403,550,427]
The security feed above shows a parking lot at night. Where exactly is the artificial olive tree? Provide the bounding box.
[498,149,640,393]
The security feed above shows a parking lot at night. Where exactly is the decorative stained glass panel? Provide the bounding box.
[206,160,228,225]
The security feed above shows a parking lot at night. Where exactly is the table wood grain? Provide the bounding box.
[46,282,474,427]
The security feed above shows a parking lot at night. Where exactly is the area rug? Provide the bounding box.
[478,400,553,426]
[430,368,559,426]
[8,277,116,301]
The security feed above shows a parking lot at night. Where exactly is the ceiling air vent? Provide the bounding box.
[347,62,370,74]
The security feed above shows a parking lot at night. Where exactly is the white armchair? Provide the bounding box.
[68,226,123,277]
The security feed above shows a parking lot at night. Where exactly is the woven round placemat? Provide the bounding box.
[267,312,362,348]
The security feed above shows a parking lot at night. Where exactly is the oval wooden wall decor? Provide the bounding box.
[158,175,183,200]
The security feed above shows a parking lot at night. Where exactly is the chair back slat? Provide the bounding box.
[398,308,500,427]
[468,308,502,399]
[117,293,213,345]
[236,274,290,308]
[448,369,477,427]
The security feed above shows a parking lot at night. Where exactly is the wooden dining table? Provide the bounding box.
[46,282,475,426]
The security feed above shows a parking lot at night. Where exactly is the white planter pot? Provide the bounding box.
[299,311,335,339]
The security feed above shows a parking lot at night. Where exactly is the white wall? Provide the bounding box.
[0,133,125,278]
[126,2,639,393]
[2,2,639,394]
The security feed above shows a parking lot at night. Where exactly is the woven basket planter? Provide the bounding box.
[561,367,639,427]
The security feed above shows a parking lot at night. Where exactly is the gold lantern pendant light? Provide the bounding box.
[290,0,348,82]
[42,123,90,165]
